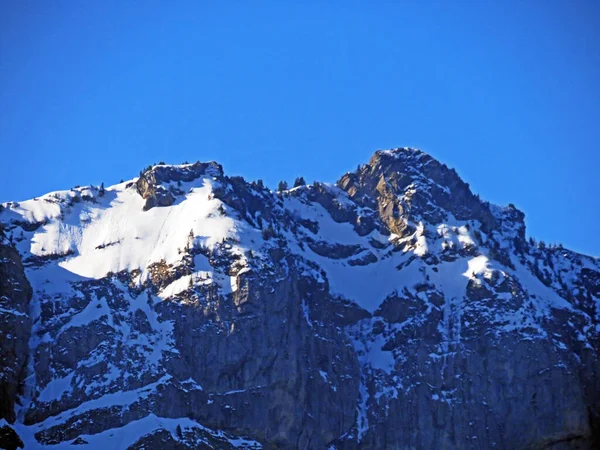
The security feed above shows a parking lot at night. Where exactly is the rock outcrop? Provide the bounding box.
[0,424,25,450]
[136,161,223,211]
[0,234,32,425]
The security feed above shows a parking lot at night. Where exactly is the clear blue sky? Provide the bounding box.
[1,1,599,256]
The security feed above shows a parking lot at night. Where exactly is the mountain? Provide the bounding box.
[0,148,598,449]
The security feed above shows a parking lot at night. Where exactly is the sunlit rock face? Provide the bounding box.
[0,149,598,449]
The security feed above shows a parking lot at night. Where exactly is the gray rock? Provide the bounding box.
[0,240,32,424]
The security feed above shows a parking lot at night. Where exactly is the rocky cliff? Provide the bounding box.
[0,148,598,449]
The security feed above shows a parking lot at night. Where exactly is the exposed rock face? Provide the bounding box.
[0,424,24,450]
[0,148,598,449]
[136,161,223,211]
[338,149,498,236]
[0,235,32,424]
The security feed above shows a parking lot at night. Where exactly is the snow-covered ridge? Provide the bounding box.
[1,171,263,287]
[0,149,599,449]
[1,152,597,310]
[1,152,598,316]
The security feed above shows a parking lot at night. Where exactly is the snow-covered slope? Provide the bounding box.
[0,149,598,449]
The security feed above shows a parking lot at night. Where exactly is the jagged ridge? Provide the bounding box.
[0,147,598,449]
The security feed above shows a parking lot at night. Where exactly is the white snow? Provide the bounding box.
[37,373,75,403]
[414,223,429,257]
[58,179,236,280]
[13,414,262,449]
[509,256,574,314]
[58,293,111,334]
[465,255,490,278]
[356,378,369,440]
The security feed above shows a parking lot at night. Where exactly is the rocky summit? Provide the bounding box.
[0,148,598,449]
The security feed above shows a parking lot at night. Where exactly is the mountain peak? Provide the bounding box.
[338,147,499,236]
[143,160,224,178]
[136,161,223,210]
[373,146,426,160]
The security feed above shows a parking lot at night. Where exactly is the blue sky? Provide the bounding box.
[1,1,599,255]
